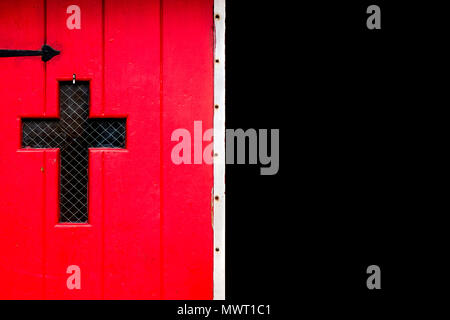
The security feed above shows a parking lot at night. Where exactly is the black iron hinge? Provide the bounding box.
[0,44,60,62]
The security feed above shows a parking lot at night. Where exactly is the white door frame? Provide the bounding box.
[213,0,226,301]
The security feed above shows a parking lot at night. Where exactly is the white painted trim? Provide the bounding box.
[213,0,226,301]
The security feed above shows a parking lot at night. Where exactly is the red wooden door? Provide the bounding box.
[0,0,213,299]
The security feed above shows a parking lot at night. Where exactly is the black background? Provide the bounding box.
[225,0,446,317]
[3,0,447,318]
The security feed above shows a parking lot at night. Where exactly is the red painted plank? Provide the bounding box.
[103,0,161,299]
[46,0,103,117]
[0,0,46,299]
[162,0,214,299]
[45,0,103,299]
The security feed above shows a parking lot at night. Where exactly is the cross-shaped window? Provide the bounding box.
[21,82,126,223]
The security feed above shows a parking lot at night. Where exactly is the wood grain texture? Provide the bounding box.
[0,0,214,299]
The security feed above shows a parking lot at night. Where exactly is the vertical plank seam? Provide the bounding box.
[159,0,165,300]
[101,0,106,299]
[101,151,105,299]
[102,0,106,115]
[42,152,46,299]
[43,0,47,116]
[42,0,48,299]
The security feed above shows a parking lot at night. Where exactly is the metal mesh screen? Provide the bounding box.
[22,81,126,223]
